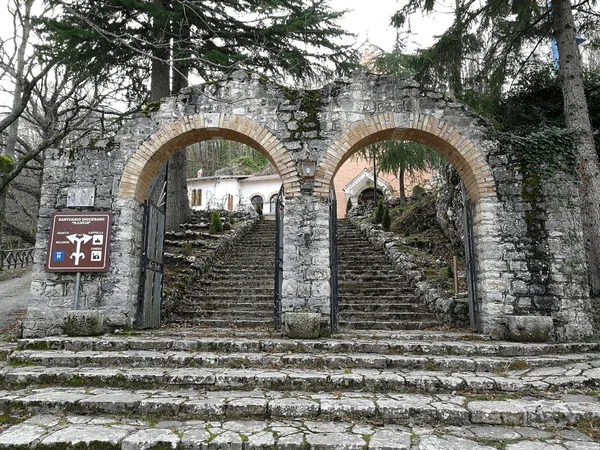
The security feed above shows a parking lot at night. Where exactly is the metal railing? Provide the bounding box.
[0,247,35,270]
[273,186,284,330]
[329,186,339,332]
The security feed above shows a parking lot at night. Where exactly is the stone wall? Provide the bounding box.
[23,70,596,341]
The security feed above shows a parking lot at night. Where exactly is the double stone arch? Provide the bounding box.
[119,112,495,204]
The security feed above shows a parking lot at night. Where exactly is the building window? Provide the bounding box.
[191,190,197,206]
[227,194,233,211]
[250,195,264,213]
[269,194,278,214]
[196,189,202,207]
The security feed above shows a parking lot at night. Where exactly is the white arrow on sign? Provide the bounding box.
[67,233,92,266]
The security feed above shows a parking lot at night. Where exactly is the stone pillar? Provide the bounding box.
[281,195,331,338]
[472,197,509,339]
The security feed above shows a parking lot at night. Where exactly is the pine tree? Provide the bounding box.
[209,211,222,234]
[382,207,391,231]
[374,201,384,224]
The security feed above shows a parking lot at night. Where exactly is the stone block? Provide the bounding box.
[283,312,321,339]
[506,315,553,343]
[64,310,105,336]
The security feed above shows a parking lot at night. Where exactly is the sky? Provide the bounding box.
[328,0,454,53]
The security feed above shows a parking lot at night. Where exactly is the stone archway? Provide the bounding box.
[24,70,594,341]
[119,113,299,203]
[317,113,502,337]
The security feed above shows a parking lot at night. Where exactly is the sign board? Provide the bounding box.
[45,212,112,273]
[67,186,95,207]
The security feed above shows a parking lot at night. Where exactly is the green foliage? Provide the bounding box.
[209,211,223,234]
[346,198,353,213]
[35,0,359,102]
[382,207,391,231]
[378,140,443,176]
[255,203,263,218]
[412,185,425,196]
[231,154,269,171]
[374,201,384,224]
[0,155,14,175]
[494,126,578,177]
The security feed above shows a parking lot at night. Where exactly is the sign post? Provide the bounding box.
[45,212,112,309]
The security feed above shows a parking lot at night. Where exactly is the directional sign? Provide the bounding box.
[46,212,112,272]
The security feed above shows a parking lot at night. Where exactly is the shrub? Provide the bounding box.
[382,207,391,231]
[412,184,425,196]
[374,200,384,224]
[209,211,223,234]
[346,198,353,213]
[256,203,264,219]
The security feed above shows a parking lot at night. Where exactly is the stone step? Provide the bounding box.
[173,301,273,311]
[18,334,600,357]
[338,287,413,295]
[339,320,440,330]
[339,312,437,321]
[183,294,274,303]
[1,410,598,449]
[340,301,421,311]
[3,363,600,394]
[172,310,273,319]
[164,318,274,328]
[11,349,600,373]
[189,286,275,295]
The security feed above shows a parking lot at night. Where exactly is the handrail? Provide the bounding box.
[0,247,35,271]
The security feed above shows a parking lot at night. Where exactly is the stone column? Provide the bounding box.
[472,196,509,339]
[281,195,331,338]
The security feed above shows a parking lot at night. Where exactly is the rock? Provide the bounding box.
[506,316,553,343]
[284,312,321,339]
[64,310,104,336]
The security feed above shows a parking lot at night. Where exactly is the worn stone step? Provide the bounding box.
[172,310,273,320]
[340,302,423,312]
[3,363,600,394]
[190,286,275,295]
[339,320,440,330]
[1,385,600,428]
[183,294,274,303]
[340,312,436,322]
[2,411,598,449]
[338,295,419,303]
[165,318,274,328]
[18,334,600,357]
[174,301,273,311]
[11,349,600,373]
[338,287,413,295]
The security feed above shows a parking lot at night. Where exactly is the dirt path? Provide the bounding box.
[0,269,31,335]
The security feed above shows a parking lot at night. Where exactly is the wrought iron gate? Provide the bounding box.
[461,182,480,332]
[329,186,339,332]
[274,186,284,329]
[137,193,166,328]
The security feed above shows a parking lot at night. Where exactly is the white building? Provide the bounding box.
[187,174,282,214]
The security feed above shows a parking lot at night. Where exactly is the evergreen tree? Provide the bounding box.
[374,201,384,224]
[209,211,222,234]
[382,207,391,231]
[37,0,358,232]
[346,198,353,213]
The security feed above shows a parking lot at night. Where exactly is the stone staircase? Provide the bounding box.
[165,219,277,329]
[337,219,439,331]
[0,329,599,448]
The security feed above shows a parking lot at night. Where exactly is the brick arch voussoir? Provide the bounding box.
[318,113,496,202]
[119,113,298,203]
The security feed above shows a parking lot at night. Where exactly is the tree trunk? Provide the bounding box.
[398,167,406,201]
[0,0,33,248]
[553,0,600,294]
[372,155,378,204]
[165,8,191,231]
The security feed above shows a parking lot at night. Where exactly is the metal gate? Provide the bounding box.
[274,186,284,329]
[137,194,166,328]
[461,182,480,332]
[329,186,339,332]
